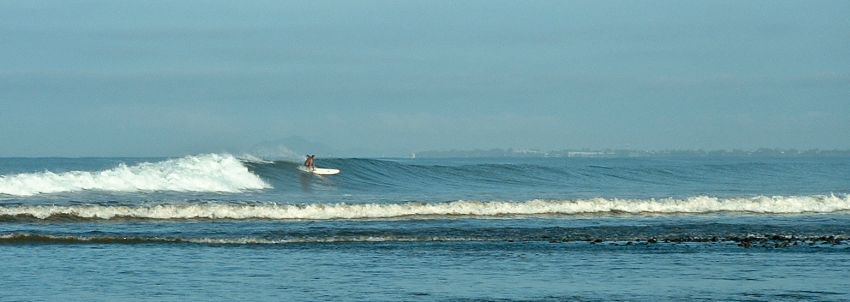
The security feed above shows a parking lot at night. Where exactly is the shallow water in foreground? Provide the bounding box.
[3,242,849,302]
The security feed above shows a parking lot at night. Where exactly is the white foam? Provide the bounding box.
[0,233,479,244]
[0,154,271,196]
[182,236,475,244]
[236,154,273,164]
[1,195,848,220]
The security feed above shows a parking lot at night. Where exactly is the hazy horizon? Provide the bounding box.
[2,1,849,157]
[3,135,849,159]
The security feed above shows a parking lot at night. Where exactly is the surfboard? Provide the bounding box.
[299,166,340,175]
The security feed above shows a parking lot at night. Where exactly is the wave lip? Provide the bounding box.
[0,154,271,196]
[1,195,848,220]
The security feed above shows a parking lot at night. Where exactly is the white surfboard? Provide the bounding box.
[299,166,340,175]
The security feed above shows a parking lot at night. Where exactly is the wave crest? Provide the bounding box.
[1,195,848,220]
[0,154,270,196]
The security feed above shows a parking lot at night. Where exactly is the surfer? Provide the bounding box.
[300,155,339,175]
[304,155,316,171]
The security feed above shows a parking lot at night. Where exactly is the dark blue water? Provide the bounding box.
[1,154,849,301]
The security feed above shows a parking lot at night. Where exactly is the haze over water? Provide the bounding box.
[2,1,849,157]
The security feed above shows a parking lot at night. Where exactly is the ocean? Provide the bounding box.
[1,154,849,301]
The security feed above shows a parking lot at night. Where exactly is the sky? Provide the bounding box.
[1,0,849,157]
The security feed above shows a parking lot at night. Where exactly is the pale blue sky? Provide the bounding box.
[1,0,849,157]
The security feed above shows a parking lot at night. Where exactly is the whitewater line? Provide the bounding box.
[1,195,848,220]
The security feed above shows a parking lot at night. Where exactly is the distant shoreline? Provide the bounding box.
[412,148,850,158]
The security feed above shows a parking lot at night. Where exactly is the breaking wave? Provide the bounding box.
[1,195,848,221]
[0,154,270,196]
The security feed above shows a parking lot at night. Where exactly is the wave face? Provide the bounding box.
[0,154,270,196]
[245,156,850,201]
[2,155,849,201]
[2,195,848,221]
